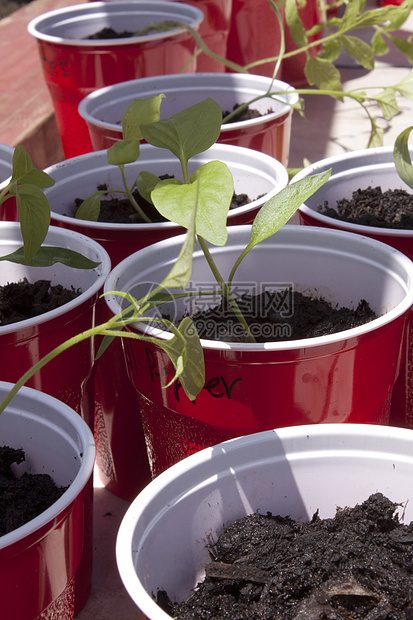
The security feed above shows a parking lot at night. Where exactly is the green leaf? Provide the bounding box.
[381,0,413,30]
[392,69,413,100]
[337,34,374,70]
[387,35,413,63]
[305,56,343,94]
[285,0,307,47]
[140,98,223,173]
[10,145,55,189]
[373,88,399,120]
[136,171,163,203]
[394,126,413,189]
[321,39,342,63]
[16,184,50,263]
[351,4,405,28]
[228,169,332,284]
[338,0,360,31]
[248,170,331,248]
[107,138,140,166]
[370,32,389,56]
[75,190,106,221]
[0,246,100,269]
[156,317,205,401]
[122,95,165,140]
[151,161,233,245]
[159,182,198,290]
[367,119,383,148]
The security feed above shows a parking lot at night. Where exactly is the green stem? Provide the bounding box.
[175,22,249,74]
[197,236,256,343]
[119,164,152,223]
[0,186,10,205]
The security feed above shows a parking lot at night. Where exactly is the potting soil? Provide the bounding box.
[186,289,377,343]
[74,184,253,224]
[0,278,81,326]
[318,186,413,229]
[159,493,413,619]
[0,445,67,535]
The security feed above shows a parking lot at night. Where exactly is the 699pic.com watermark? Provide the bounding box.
[144,282,296,341]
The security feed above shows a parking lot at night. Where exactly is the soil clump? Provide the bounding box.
[0,445,67,536]
[159,493,413,619]
[0,278,80,326]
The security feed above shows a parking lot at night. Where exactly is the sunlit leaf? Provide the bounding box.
[305,56,343,94]
[140,98,223,172]
[229,170,331,282]
[285,0,307,47]
[152,161,233,245]
[122,95,165,140]
[387,35,413,63]
[107,138,140,166]
[392,69,413,99]
[337,34,374,70]
[370,31,389,56]
[373,89,400,120]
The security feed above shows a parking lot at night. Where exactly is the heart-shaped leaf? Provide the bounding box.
[151,161,233,245]
[140,98,222,173]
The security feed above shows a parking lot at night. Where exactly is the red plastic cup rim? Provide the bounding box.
[27,1,204,47]
[104,224,413,352]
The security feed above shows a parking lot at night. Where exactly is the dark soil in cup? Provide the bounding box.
[158,493,413,619]
[74,182,255,224]
[318,186,413,229]
[0,445,67,536]
[84,21,177,40]
[186,289,377,343]
[222,103,274,123]
[0,278,81,327]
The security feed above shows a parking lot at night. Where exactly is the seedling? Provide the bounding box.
[166,0,413,150]
[0,145,99,268]
[0,98,330,413]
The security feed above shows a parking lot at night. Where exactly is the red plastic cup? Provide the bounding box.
[78,72,298,165]
[104,225,413,477]
[45,143,289,498]
[295,147,413,430]
[0,382,95,620]
[105,0,234,71]
[226,0,284,77]
[27,1,203,159]
[0,223,111,613]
